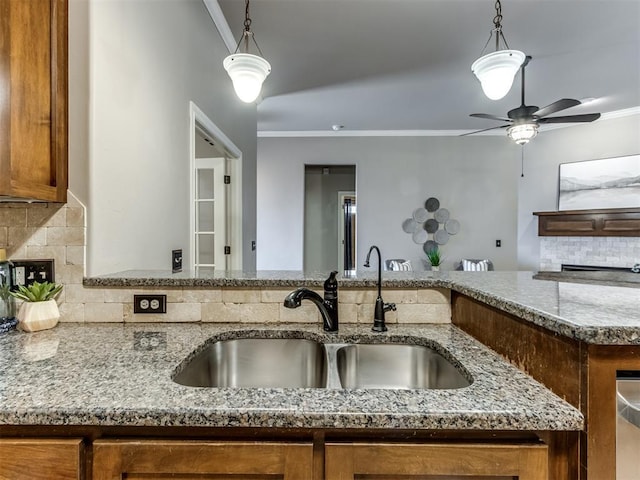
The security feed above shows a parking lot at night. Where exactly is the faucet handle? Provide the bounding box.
[384,302,396,312]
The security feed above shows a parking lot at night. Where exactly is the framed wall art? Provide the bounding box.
[558,154,640,211]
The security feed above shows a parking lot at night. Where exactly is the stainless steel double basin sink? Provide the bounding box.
[173,336,472,390]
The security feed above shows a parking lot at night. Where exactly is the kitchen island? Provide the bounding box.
[1,270,637,479]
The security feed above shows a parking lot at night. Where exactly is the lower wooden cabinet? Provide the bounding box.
[92,439,314,479]
[325,442,548,480]
[0,438,83,480]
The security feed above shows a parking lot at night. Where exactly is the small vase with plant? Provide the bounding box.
[426,247,443,272]
[10,281,63,332]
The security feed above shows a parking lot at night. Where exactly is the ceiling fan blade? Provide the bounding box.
[470,113,512,122]
[538,113,601,124]
[460,124,510,136]
[533,98,581,118]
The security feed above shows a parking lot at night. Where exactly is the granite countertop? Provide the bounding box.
[85,270,640,345]
[0,323,583,431]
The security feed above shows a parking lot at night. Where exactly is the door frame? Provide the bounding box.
[337,191,356,274]
[189,101,242,271]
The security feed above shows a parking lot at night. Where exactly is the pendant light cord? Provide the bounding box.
[232,0,266,57]
[521,146,525,178]
[479,0,511,55]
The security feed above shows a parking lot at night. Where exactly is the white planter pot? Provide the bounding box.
[17,299,60,332]
[431,266,440,272]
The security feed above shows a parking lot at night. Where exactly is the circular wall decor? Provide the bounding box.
[402,218,419,233]
[402,196,460,263]
[434,229,450,245]
[424,218,439,233]
[413,208,429,223]
[412,229,428,244]
[445,219,460,235]
[425,197,440,212]
[423,240,438,254]
[434,208,450,223]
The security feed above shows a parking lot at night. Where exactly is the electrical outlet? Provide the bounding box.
[172,249,182,273]
[11,259,55,289]
[133,295,167,314]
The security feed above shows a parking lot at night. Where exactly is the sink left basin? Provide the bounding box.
[173,338,327,388]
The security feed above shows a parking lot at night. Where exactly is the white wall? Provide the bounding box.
[517,114,640,270]
[257,136,519,271]
[71,0,258,275]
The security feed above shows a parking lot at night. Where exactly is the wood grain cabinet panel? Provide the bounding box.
[92,440,313,480]
[0,0,68,202]
[534,209,640,237]
[325,442,548,479]
[0,438,83,480]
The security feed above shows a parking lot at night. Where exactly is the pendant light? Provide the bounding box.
[223,0,271,103]
[471,0,525,100]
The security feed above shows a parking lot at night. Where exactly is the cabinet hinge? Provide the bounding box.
[224,175,231,185]
[224,246,231,255]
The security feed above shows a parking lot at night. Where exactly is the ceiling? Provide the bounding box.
[215,0,640,135]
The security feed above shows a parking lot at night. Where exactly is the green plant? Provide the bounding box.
[9,281,63,302]
[425,247,442,267]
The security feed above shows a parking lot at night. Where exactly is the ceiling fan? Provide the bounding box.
[465,56,601,145]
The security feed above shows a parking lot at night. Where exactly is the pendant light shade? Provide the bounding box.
[224,0,270,103]
[472,50,525,100]
[472,0,524,100]
[507,123,538,145]
[224,53,271,103]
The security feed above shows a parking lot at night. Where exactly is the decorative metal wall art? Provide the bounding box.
[401,197,460,252]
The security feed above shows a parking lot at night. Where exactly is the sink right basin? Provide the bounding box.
[336,343,471,390]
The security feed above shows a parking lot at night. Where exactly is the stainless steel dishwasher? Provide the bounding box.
[617,371,640,480]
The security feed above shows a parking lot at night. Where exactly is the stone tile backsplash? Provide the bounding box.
[0,194,451,324]
[540,236,640,271]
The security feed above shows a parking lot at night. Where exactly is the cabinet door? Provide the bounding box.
[93,440,313,480]
[0,0,68,202]
[0,438,83,480]
[325,442,548,480]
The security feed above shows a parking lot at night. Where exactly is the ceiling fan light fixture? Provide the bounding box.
[224,53,271,103]
[507,122,538,145]
[472,50,526,100]
[224,0,271,103]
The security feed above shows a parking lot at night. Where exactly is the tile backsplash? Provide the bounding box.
[540,236,640,271]
[0,194,451,324]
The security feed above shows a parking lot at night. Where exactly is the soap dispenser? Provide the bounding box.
[0,248,17,333]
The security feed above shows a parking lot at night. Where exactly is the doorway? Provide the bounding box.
[303,165,356,273]
[189,102,243,271]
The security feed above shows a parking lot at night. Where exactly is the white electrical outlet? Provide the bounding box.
[14,266,26,286]
[133,295,167,314]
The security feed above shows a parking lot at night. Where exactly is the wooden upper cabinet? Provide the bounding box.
[0,0,68,202]
[534,209,640,237]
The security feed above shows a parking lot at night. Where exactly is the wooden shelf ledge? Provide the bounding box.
[533,209,640,237]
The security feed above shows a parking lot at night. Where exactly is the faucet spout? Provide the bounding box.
[364,245,395,333]
[283,272,339,332]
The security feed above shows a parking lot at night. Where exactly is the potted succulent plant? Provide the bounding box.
[10,281,63,332]
[426,247,443,272]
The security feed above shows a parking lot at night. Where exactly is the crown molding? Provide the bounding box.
[203,0,236,53]
[257,106,640,138]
